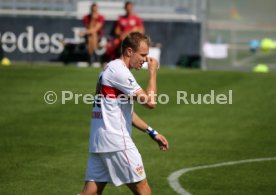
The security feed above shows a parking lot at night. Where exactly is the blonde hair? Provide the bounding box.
[121,32,150,53]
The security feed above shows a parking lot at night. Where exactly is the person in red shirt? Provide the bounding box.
[115,1,145,41]
[105,1,145,61]
[80,3,105,60]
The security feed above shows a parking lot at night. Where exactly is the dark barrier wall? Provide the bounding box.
[0,16,200,65]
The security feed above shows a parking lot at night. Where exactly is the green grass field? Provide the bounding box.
[1,64,276,195]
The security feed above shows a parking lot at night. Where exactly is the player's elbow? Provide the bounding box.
[135,91,156,109]
[144,101,156,109]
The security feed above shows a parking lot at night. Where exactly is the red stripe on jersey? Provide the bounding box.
[101,84,123,98]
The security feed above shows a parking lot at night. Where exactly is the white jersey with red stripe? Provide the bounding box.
[89,59,142,153]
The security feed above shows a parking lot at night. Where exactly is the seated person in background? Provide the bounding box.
[105,1,144,61]
[115,1,145,41]
[80,3,105,64]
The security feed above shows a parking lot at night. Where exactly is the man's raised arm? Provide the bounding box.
[135,57,158,109]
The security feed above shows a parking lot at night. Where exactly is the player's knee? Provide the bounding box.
[141,187,151,195]
[82,189,98,195]
[82,183,100,195]
[144,183,151,195]
[138,180,151,195]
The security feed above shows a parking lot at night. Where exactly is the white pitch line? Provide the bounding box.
[168,157,276,195]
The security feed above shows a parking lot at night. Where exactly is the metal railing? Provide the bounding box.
[0,0,202,21]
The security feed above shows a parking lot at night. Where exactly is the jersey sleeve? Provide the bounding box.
[82,15,89,28]
[136,17,144,28]
[115,16,123,31]
[111,68,141,96]
[98,15,105,24]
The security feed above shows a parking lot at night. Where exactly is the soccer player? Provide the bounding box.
[80,32,169,195]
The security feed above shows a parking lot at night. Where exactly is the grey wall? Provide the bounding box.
[0,16,200,65]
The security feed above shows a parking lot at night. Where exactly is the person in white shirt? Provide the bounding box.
[80,32,169,195]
